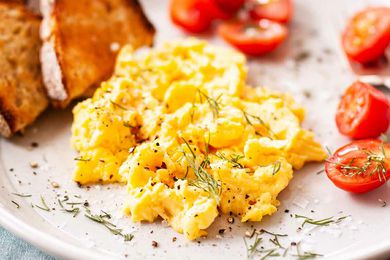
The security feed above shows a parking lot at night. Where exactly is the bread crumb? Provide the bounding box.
[30,162,39,168]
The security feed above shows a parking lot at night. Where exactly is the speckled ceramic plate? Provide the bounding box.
[1,0,390,259]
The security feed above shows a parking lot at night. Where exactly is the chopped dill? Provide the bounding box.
[295,252,323,260]
[291,242,323,259]
[260,229,287,237]
[58,197,80,218]
[260,229,287,249]
[295,214,348,227]
[325,146,332,156]
[216,153,245,169]
[66,202,84,206]
[110,100,128,110]
[241,110,275,138]
[259,249,280,260]
[181,137,221,204]
[35,196,51,212]
[84,208,133,242]
[12,193,32,197]
[272,161,281,175]
[269,236,284,249]
[58,199,80,217]
[74,157,91,162]
[198,90,222,118]
[244,233,262,259]
[11,200,20,208]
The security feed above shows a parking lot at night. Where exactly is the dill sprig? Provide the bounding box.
[198,90,222,118]
[181,138,221,204]
[244,233,263,259]
[84,208,134,242]
[241,110,275,139]
[328,144,388,183]
[216,153,244,169]
[295,214,347,227]
[35,196,51,212]
[293,242,323,259]
[269,236,284,249]
[260,229,288,237]
[259,249,280,260]
[260,229,287,249]
[58,199,80,217]
[110,100,128,110]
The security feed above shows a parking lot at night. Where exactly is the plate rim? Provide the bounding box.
[1,201,390,259]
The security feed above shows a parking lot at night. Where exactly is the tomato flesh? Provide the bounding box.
[218,19,288,56]
[336,81,390,139]
[249,0,293,24]
[325,140,390,193]
[170,0,212,33]
[342,7,390,63]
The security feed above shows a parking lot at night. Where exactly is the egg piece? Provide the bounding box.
[71,38,327,240]
[125,180,218,240]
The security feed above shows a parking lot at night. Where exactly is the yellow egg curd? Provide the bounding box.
[71,39,327,240]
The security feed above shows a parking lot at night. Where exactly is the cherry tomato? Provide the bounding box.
[249,0,293,24]
[342,7,390,63]
[170,0,212,33]
[325,139,390,193]
[200,0,231,20]
[218,19,288,56]
[215,0,245,16]
[336,81,390,139]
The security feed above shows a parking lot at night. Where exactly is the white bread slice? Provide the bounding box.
[0,1,48,137]
[40,0,155,108]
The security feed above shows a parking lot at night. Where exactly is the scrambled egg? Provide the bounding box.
[71,39,327,240]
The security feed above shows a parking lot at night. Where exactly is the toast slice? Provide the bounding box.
[0,2,48,137]
[40,0,155,108]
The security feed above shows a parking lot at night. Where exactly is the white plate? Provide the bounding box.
[1,0,390,259]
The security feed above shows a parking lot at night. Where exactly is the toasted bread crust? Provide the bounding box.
[0,2,48,137]
[41,0,155,108]
[0,0,26,4]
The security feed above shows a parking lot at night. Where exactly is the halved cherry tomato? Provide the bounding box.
[170,0,212,33]
[336,81,390,139]
[342,7,390,63]
[325,139,390,193]
[249,0,293,24]
[218,19,288,56]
